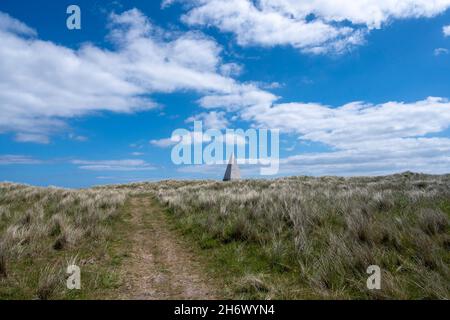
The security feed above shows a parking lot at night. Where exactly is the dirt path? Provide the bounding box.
[119,195,218,300]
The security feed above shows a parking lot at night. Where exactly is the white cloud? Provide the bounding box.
[15,133,50,144]
[279,138,450,176]
[151,127,247,150]
[168,0,450,54]
[72,159,155,171]
[246,97,450,147]
[199,83,278,111]
[0,9,271,143]
[220,63,243,77]
[233,97,450,175]
[150,137,181,148]
[0,12,36,36]
[95,176,145,182]
[434,47,449,55]
[444,25,450,36]
[0,154,41,165]
[161,0,177,9]
[262,82,283,89]
[151,95,450,175]
[185,111,229,129]
[68,134,88,142]
[151,131,212,148]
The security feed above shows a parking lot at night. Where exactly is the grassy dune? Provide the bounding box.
[144,173,450,299]
[1,172,449,299]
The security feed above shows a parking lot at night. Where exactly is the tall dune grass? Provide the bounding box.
[1,172,449,299]
[145,173,450,299]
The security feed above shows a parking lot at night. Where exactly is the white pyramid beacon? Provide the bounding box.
[223,153,241,181]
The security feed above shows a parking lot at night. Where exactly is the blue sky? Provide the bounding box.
[1,0,450,187]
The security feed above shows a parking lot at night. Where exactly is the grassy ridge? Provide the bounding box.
[1,173,449,299]
[146,173,450,299]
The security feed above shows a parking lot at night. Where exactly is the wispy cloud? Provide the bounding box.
[68,134,88,142]
[72,159,155,171]
[14,133,50,144]
[0,11,36,36]
[434,47,449,56]
[0,154,41,165]
[95,176,146,182]
[150,137,179,148]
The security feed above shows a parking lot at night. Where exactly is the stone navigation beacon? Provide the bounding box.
[223,153,241,181]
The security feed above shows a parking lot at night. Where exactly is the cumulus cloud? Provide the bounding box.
[167,0,450,54]
[72,159,155,171]
[279,138,450,176]
[164,95,450,176]
[235,97,450,175]
[0,9,271,143]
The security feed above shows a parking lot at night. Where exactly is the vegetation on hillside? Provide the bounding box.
[1,172,449,299]
[136,173,450,299]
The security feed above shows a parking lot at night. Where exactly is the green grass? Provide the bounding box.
[164,204,315,299]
